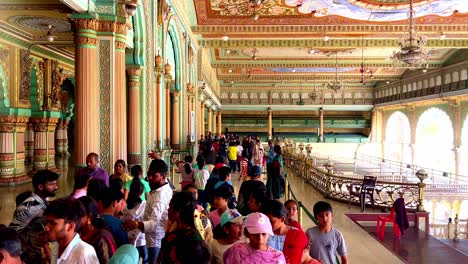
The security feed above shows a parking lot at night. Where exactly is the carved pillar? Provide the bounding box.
[70,17,99,167]
[217,109,222,136]
[113,22,128,164]
[0,116,29,184]
[267,108,272,140]
[319,107,324,142]
[170,91,180,150]
[55,119,69,157]
[25,123,34,162]
[207,107,212,134]
[164,62,172,148]
[127,66,142,166]
[155,53,163,149]
[450,100,461,181]
[31,117,58,171]
[200,99,205,136]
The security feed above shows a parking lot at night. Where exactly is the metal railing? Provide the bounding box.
[282,145,425,211]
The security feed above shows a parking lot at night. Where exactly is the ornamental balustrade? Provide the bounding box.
[281,141,424,211]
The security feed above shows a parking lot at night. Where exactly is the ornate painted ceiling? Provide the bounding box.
[190,0,468,90]
[0,0,74,54]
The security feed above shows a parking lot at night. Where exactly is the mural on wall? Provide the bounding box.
[207,0,466,21]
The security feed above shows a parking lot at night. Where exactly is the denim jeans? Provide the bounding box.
[137,246,149,264]
[147,247,160,264]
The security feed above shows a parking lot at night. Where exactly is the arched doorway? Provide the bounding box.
[415,107,454,181]
[385,111,412,164]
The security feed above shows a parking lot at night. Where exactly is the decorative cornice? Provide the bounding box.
[220,75,400,81]
[193,24,468,35]
[211,61,440,69]
[199,39,468,48]
[71,18,98,31]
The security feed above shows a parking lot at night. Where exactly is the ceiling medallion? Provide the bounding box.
[325,52,345,93]
[7,16,71,33]
[392,0,428,69]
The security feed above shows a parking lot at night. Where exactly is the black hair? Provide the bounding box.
[215,156,225,164]
[0,225,22,258]
[284,199,298,208]
[148,159,168,176]
[169,191,197,229]
[313,201,333,217]
[78,196,105,229]
[102,188,124,209]
[218,166,231,181]
[182,183,197,191]
[44,198,85,232]
[249,165,262,177]
[197,158,206,169]
[174,238,211,264]
[213,222,236,240]
[214,185,232,200]
[73,172,91,191]
[15,190,32,206]
[32,170,59,192]
[87,179,107,202]
[184,163,193,175]
[130,165,143,179]
[184,155,194,163]
[109,178,124,193]
[273,145,282,155]
[229,142,235,147]
[249,191,268,210]
[114,159,126,168]
[127,180,143,210]
[262,199,287,219]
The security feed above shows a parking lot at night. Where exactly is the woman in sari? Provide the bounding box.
[266,145,284,199]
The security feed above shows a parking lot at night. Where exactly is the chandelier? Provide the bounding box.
[249,0,265,20]
[310,73,318,100]
[325,52,344,92]
[360,36,373,85]
[392,0,428,69]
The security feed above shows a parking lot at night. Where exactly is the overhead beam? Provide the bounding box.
[219,75,400,81]
[199,39,468,48]
[192,24,468,35]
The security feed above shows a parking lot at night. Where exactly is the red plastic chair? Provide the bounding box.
[375,206,401,240]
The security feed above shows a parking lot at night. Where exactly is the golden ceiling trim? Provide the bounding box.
[0,4,70,12]
[193,24,468,35]
[211,62,440,68]
[199,39,468,48]
[220,75,400,81]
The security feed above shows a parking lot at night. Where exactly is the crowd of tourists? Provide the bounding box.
[0,133,348,264]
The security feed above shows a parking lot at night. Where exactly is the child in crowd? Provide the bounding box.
[263,200,305,264]
[208,186,232,227]
[193,158,210,210]
[178,155,194,190]
[182,184,214,244]
[101,189,129,247]
[247,190,268,214]
[121,180,147,264]
[239,154,249,181]
[223,212,286,264]
[284,199,302,230]
[211,209,245,264]
[214,166,236,209]
[306,201,348,264]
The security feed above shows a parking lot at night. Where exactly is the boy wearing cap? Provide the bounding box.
[306,201,348,264]
[223,212,286,264]
[211,209,245,264]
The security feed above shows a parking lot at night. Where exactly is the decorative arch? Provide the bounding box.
[415,107,454,174]
[166,17,183,91]
[126,3,146,66]
[385,111,412,163]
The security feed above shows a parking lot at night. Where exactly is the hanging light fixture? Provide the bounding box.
[359,36,373,86]
[392,0,428,69]
[296,81,305,105]
[251,48,258,60]
[325,52,344,92]
[249,0,265,21]
[310,72,318,100]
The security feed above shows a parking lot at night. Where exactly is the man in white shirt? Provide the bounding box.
[123,158,173,264]
[44,198,98,264]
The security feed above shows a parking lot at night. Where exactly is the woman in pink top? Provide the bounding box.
[223,212,286,264]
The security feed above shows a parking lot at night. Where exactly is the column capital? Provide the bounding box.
[70,18,98,47]
[126,65,142,76]
[0,116,29,132]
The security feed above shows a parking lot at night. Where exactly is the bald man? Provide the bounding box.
[78,153,110,187]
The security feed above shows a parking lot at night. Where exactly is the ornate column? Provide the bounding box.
[217,109,222,136]
[170,91,180,150]
[164,61,172,148]
[24,123,34,162]
[319,107,324,142]
[200,98,205,136]
[187,83,195,148]
[31,117,59,171]
[449,99,461,181]
[55,119,69,157]
[267,108,272,140]
[207,107,212,134]
[70,17,99,167]
[155,53,164,149]
[113,22,128,163]
[127,65,142,166]
[0,116,29,184]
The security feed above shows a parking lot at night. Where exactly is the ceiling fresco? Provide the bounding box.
[190,0,466,90]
